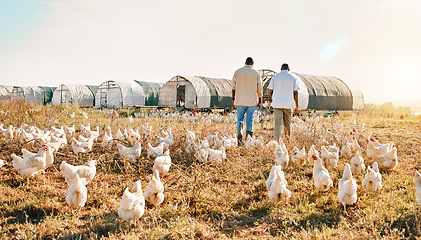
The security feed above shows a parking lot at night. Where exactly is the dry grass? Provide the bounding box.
[0,100,420,239]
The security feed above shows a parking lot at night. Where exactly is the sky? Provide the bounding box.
[0,0,421,106]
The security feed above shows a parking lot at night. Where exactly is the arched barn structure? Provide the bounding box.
[158,76,233,109]
[0,85,13,101]
[261,70,364,110]
[52,84,98,107]
[134,80,162,107]
[95,80,145,108]
[11,86,56,104]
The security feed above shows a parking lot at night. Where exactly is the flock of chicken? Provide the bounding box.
[0,109,420,225]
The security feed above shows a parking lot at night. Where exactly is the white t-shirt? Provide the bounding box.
[268,70,300,109]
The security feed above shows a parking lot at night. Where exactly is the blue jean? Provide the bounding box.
[236,105,257,135]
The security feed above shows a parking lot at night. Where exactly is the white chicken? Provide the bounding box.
[350,151,365,174]
[207,146,226,164]
[4,125,14,140]
[12,145,51,178]
[186,129,196,143]
[144,170,164,206]
[60,160,97,185]
[290,146,306,167]
[362,162,382,192]
[118,181,145,222]
[338,163,358,211]
[266,140,279,151]
[275,140,289,167]
[0,159,6,167]
[102,131,113,147]
[341,139,352,159]
[197,138,210,162]
[66,174,87,208]
[266,165,291,204]
[64,125,75,136]
[147,142,165,160]
[414,171,421,209]
[158,134,174,146]
[153,150,171,175]
[312,154,333,192]
[114,129,125,141]
[117,140,142,159]
[71,137,94,154]
[320,146,339,168]
[127,128,141,145]
[366,138,393,160]
[308,145,319,165]
[377,147,398,170]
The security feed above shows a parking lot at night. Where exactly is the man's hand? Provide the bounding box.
[294,106,299,115]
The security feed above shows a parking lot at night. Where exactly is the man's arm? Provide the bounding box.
[293,90,299,114]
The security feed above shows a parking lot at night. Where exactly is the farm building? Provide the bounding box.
[95,80,145,108]
[134,80,162,107]
[158,76,233,109]
[261,70,364,110]
[51,84,98,107]
[11,86,56,104]
[0,85,13,101]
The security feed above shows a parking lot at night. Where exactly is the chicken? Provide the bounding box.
[117,140,142,159]
[114,129,125,141]
[64,125,75,136]
[0,159,6,167]
[317,135,329,147]
[414,171,421,209]
[245,135,257,151]
[350,137,361,154]
[4,125,14,140]
[275,143,289,167]
[341,139,352,159]
[118,181,145,222]
[207,146,226,164]
[350,151,365,174]
[186,129,196,143]
[144,170,164,206]
[127,128,141,145]
[377,147,398,170]
[320,146,339,168]
[362,162,382,192]
[370,137,394,151]
[266,165,291,204]
[12,145,50,178]
[290,146,306,167]
[312,154,333,192]
[158,134,174,146]
[266,140,279,150]
[222,135,237,149]
[308,145,319,165]
[338,164,358,211]
[153,150,171,175]
[366,138,393,160]
[147,142,165,160]
[60,160,97,185]
[197,138,210,162]
[102,131,113,147]
[71,137,94,154]
[66,174,87,208]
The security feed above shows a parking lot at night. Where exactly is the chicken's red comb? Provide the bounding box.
[370,137,374,141]
[352,128,356,132]
[312,154,318,160]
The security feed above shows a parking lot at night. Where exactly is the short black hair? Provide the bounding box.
[281,63,289,70]
[245,57,254,65]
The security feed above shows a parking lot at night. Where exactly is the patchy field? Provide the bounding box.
[0,100,420,239]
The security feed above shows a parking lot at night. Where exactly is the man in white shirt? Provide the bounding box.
[232,57,263,144]
[268,63,299,140]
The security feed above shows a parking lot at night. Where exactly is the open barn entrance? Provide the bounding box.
[177,85,185,107]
